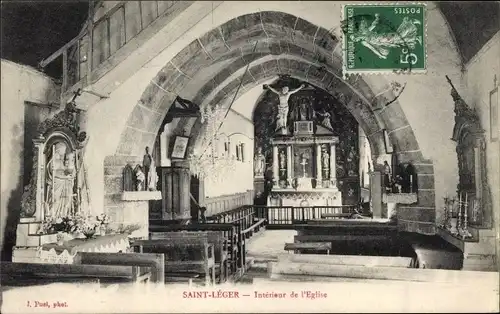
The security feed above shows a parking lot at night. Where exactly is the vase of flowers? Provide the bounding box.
[96,213,111,236]
[56,232,65,245]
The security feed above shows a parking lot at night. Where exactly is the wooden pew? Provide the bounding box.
[1,252,165,287]
[131,234,216,286]
[150,231,229,283]
[75,252,164,284]
[149,223,242,273]
[284,242,331,254]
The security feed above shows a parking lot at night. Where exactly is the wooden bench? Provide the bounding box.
[75,252,165,284]
[1,252,164,287]
[284,242,332,254]
[149,223,243,273]
[131,233,216,286]
[150,231,229,283]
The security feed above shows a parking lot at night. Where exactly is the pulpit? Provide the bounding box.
[267,120,342,207]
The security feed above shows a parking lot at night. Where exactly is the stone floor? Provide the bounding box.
[246,230,297,260]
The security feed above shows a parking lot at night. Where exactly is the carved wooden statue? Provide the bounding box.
[123,164,135,191]
[448,76,493,228]
[20,101,88,219]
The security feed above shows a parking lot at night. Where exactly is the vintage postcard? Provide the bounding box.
[1,1,499,313]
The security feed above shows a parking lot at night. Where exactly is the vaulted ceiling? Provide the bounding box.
[437,1,500,64]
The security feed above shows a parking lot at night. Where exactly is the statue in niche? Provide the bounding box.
[254,147,265,177]
[44,141,77,217]
[134,165,145,191]
[299,102,311,121]
[264,83,306,133]
[321,145,330,178]
[279,150,286,170]
[123,164,135,191]
[21,100,88,218]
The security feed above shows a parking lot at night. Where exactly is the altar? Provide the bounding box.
[267,120,342,207]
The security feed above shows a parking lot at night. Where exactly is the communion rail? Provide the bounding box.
[205,205,361,229]
[254,205,360,228]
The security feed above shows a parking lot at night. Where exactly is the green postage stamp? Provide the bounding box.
[342,3,426,75]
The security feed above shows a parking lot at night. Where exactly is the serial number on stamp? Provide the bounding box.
[343,3,426,74]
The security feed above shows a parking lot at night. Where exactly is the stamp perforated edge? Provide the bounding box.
[340,2,428,78]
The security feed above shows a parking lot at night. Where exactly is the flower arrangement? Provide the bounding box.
[96,213,111,226]
[38,216,78,234]
[39,214,100,239]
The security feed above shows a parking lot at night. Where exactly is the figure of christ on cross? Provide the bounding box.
[264,83,306,134]
[299,153,309,178]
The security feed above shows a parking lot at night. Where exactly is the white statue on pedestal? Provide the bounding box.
[254,147,265,177]
[45,141,76,218]
[264,83,306,134]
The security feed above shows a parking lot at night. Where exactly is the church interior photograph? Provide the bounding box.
[1,1,499,313]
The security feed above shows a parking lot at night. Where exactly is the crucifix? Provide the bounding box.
[300,153,308,178]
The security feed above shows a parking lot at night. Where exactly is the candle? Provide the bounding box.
[410,175,413,192]
[465,192,467,205]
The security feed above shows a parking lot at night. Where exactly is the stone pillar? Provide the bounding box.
[370,171,383,218]
[286,145,292,187]
[272,145,279,186]
[316,144,322,188]
[330,144,336,187]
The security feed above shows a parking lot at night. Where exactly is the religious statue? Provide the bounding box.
[317,109,333,129]
[134,165,145,191]
[279,150,286,170]
[383,160,392,192]
[45,141,76,218]
[350,14,422,60]
[321,145,330,179]
[123,164,135,191]
[143,146,152,188]
[264,83,306,133]
[254,147,265,177]
[147,155,158,191]
[299,102,310,121]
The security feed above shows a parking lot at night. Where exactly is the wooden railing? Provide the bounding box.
[39,1,180,96]
[254,205,360,226]
[205,204,362,229]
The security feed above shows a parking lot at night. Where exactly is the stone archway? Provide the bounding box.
[111,11,437,234]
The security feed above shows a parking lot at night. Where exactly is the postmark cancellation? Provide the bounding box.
[342,3,427,75]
